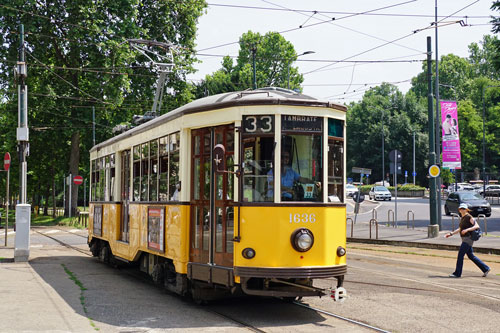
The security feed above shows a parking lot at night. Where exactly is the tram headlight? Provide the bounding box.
[242,247,256,259]
[291,228,314,252]
[337,246,346,257]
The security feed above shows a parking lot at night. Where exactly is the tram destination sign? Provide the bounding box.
[282,115,322,133]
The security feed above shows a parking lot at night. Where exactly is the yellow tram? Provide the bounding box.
[88,87,347,301]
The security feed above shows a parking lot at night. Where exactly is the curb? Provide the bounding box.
[347,238,500,255]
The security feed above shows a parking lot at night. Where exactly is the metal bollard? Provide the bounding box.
[406,210,414,229]
[372,208,378,221]
[346,217,354,238]
[387,209,395,227]
[369,218,379,239]
[477,214,487,235]
[451,213,459,231]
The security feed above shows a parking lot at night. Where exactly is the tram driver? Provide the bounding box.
[267,151,320,201]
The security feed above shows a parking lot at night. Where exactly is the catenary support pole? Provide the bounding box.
[434,0,442,230]
[427,36,438,238]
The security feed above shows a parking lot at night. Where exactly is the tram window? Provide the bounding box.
[216,207,223,252]
[91,160,97,201]
[169,133,180,201]
[279,134,323,202]
[149,140,158,201]
[159,136,169,201]
[104,156,110,201]
[133,146,141,201]
[109,154,115,201]
[242,137,274,202]
[141,143,149,201]
[98,157,105,201]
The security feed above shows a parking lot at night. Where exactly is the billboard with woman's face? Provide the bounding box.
[441,101,461,169]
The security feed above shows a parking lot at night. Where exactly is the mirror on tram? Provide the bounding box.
[213,144,226,173]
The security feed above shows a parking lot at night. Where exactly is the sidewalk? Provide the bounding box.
[347,220,500,255]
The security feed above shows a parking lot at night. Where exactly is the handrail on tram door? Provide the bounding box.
[477,214,488,235]
[346,217,354,238]
[369,218,378,239]
[406,210,414,229]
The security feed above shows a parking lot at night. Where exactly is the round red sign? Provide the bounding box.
[73,175,83,185]
[4,152,11,171]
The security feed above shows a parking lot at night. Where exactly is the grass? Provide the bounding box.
[61,264,99,331]
[0,208,87,229]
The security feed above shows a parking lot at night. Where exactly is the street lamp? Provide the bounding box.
[481,85,500,197]
[287,51,315,90]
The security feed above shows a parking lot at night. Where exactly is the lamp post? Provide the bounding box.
[382,109,385,185]
[287,51,315,90]
[481,85,500,197]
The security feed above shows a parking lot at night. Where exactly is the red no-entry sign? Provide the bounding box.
[73,175,83,185]
[4,152,11,171]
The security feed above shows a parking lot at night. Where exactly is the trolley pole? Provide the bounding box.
[251,45,257,90]
[15,24,31,261]
[427,36,439,238]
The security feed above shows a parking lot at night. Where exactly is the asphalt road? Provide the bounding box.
[1,227,499,332]
[348,196,500,233]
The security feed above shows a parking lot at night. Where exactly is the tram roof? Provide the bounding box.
[91,87,347,152]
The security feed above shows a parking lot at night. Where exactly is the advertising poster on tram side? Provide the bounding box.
[148,207,165,251]
[441,101,462,169]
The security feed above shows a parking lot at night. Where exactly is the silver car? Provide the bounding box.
[345,184,358,197]
[369,186,391,201]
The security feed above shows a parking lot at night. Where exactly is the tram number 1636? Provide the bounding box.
[289,213,316,223]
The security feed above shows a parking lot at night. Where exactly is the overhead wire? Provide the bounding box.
[198,0,418,52]
[206,3,493,20]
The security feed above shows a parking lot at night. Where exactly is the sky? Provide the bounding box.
[187,0,496,103]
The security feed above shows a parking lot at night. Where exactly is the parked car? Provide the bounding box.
[345,184,358,197]
[369,186,391,201]
[479,184,500,196]
[445,191,491,217]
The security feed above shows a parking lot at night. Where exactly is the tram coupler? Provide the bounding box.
[330,287,347,302]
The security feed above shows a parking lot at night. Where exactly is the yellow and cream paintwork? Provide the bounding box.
[89,99,347,279]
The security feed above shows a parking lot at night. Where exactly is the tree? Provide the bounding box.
[0,1,206,215]
[195,31,303,97]
[346,83,429,185]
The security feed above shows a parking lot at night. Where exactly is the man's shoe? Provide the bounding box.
[483,269,490,277]
[449,273,460,278]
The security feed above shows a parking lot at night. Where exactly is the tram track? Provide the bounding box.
[34,229,392,332]
[292,301,390,333]
[347,253,500,302]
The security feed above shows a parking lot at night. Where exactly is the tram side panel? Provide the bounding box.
[89,202,191,274]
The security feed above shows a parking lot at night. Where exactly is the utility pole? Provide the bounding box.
[427,36,439,238]
[92,106,95,146]
[434,0,442,229]
[413,130,416,185]
[15,24,31,261]
[251,45,257,90]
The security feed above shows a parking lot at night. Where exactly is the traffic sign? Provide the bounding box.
[73,175,83,185]
[389,150,402,162]
[429,165,440,178]
[4,152,11,171]
[352,167,372,175]
[412,171,417,177]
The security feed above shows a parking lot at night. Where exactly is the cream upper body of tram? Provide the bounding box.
[88,88,347,300]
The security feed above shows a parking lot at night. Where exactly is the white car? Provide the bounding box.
[345,184,358,197]
[369,186,391,201]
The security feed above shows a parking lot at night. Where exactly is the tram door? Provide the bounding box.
[190,125,235,267]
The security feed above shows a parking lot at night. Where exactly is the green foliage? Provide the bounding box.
[194,31,303,97]
[0,1,206,202]
[346,83,428,185]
